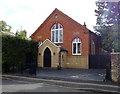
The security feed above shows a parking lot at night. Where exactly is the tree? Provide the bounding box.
[0,21,12,32]
[16,29,27,39]
[94,1,120,52]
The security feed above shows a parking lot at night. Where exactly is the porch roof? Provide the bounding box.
[60,47,68,52]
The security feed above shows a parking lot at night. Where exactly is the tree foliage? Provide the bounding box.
[16,29,27,39]
[2,34,38,73]
[94,1,120,52]
[0,21,12,32]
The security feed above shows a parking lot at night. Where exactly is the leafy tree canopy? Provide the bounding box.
[16,29,27,39]
[94,1,120,52]
[0,20,12,32]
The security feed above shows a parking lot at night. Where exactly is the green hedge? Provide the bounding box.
[2,34,38,73]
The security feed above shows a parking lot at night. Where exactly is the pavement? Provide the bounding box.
[1,68,120,93]
[36,68,106,82]
[2,79,83,92]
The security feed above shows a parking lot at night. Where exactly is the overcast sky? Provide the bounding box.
[0,0,98,37]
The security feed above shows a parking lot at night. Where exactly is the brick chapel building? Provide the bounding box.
[30,8,101,69]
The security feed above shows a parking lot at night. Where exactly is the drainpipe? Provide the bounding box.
[58,51,61,70]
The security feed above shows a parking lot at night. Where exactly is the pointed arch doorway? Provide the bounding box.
[44,47,51,67]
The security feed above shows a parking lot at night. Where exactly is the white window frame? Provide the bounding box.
[72,38,81,55]
[51,23,63,43]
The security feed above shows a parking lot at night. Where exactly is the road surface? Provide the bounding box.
[2,78,102,93]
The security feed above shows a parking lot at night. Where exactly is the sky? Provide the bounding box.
[0,0,98,37]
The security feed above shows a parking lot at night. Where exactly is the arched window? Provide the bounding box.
[72,38,81,55]
[51,23,63,43]
[91,39,95,55]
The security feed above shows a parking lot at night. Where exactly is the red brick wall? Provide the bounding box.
[31,9,98,56]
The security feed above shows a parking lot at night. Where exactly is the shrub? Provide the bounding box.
[2,34,38,73]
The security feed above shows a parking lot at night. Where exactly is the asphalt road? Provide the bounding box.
[2,79,102,93]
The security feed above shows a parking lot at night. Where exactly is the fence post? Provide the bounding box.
[105,54,111,81]
[20,63,23,74]
[12,64,15,73]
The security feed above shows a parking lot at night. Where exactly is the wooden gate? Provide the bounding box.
[89,54,111,69]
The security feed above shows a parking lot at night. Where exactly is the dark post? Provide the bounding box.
[57,52,61,70]
[105,55,111,81]
[3,63,7,73]
[12,63,15,73]
[20,63,23,74]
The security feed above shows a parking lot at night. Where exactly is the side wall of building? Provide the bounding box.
[89,32,100,55]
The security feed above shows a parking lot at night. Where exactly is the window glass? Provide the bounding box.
[56,23,58,29]
[56,30,58,42]
[77,43,80,53]
[73,43,76,54]
[52,31,54,42]
[76,38,77,42]
[60,25,62,28]
[51,23,63,43]
[60,30,63,42]
[72,38,81,55]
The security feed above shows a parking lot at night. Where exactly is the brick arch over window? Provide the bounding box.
[51,23,63,43]
[72,37,82,55]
